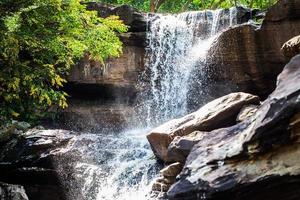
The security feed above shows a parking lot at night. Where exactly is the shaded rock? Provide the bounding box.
[281,35,300,58]
[168,55,300,199]
[0,129,76,200]
[147,92,259,162]
[0,182,28,200]
[207,0,300,98]
[57,101,134,132]
[236,104,259,122]
[167,131,207,163]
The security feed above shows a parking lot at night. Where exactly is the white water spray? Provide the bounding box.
[142,8,238,126]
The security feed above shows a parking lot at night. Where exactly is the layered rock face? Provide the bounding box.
[62,3,147,131]
[148,55,300,199]
[207,0,300,98]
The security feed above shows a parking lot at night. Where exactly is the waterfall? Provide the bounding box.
[61,7,243,200]
[141,8,238,126]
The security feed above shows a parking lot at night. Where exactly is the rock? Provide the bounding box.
[207,0,300,98]
[167,131,207,163]
[147,92,259,162]
[152,162,183,192]
[0,182,29,200]
[152,181,171,192]
[66,3,146,109]
[0,129,76,200]
[236,104,259,122]
[281,35,300,58]
[167,55,300,199]
[160,162,183,177]
[12,121,30,132]
[57,101,134,132]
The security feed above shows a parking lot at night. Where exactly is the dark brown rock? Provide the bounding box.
[167,55,300,200]
[0,129,76,200]
[281,35,300,58]
[147,92,259,162]
[207,0,300,98]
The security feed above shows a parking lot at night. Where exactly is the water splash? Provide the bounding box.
[57,128,160,200]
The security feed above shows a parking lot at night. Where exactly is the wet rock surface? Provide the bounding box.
[147,92,259,162]
[167,55,300,199]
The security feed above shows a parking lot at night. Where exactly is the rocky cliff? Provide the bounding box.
[207,0,300,98]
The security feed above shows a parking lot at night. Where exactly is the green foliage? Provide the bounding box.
[97,0,278,12]
[0,0,127,122]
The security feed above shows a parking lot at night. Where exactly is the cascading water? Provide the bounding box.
[141,7,238,126]
[58,7,242,200]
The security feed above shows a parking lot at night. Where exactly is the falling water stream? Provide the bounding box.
[60,7,241,200]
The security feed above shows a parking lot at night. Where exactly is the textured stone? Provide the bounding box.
[168,55,300,200]
[281,35,300,58]
[207,0,300,98]
[147,92,259,162]
[167,131,207,163]
[236,104,259,122]
[160,162,183,177]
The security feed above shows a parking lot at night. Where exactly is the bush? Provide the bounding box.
[0,0,127,122]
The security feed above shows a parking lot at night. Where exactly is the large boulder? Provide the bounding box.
[206,0,300,98]
[147,92,259,162]
[167,55,300,199]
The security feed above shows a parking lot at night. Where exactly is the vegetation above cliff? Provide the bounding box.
[97,0,278,12]
[0,0,127,122]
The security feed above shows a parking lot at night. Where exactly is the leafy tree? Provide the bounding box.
[97,0,278,12]
[0,0,127,122]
